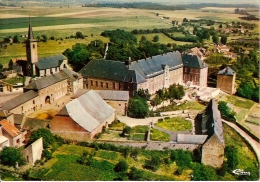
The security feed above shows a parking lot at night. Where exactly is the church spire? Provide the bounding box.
[28,16,34,40]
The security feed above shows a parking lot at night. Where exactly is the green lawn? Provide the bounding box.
[155,117,192,132]
[150,128,171,142]
[156,101,205,112]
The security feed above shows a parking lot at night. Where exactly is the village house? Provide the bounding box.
[182,54,208,89]
[217,66,236,95]
[0,119,27,149]
[50,90,115,141]
[80,51,188,95]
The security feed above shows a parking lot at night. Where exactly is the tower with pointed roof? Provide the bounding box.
[26,20,38,76]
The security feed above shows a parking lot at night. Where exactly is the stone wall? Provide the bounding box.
[22,137,43,165]
[201,134,225,168]
[217,74,236,94]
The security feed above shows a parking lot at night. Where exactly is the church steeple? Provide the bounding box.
[26,18,38,76]
[28,21,34,40]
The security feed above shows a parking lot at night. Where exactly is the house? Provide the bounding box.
[73,89,129,116]
[22,137,43,165]
[182,54,208,89]
[0,119,27,148]
[79,51,184,95]
[0,69,82,115]
[217,67,236,95]
[50,90,115,141]
[195,99,225,168]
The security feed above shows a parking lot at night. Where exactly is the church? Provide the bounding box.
[15,21,72,77]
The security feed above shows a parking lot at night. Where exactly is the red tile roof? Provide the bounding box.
[0,119,21,138]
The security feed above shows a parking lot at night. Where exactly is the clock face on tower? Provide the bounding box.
[28,64,31,69]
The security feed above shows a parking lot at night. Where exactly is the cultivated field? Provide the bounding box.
[0,3,259,65]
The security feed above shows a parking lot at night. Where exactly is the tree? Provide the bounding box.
[218,101,236,120]
[128,96,149,118]
[128,166,144,180]
[192,163,218,181]
[29,128,55,148]
[143,155,161,171]
[114,160,129,180]
[183,18,188,22]
[220,36,228,44]
[41,34,47,42]
[63,43,91,71]
[13,35,19,43]
[76,31,85,39]
[140,36,147,43]
[0,147,26,167]
[122,126,131,137]
[225,146,238,169]
[114,160,128,173]
[212,35,219,44]
[153,35,159,42]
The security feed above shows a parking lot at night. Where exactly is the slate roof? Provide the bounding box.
[218,66,235,76]
[203,99,224,145]
[79,59,136,83]
[66,90,115,132]
[0,119,21,138]
[182,54,207,68]
[24,68,76,91]
[129,51,183,79]
[95,90,129,101]
[36,54,67,70]
[1,90,38,111]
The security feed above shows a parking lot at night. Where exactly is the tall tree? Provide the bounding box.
[0,147,26,167]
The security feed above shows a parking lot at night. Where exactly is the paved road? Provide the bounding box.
[223,120,260,164]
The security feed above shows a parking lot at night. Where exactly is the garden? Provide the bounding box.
[155,117,192,132]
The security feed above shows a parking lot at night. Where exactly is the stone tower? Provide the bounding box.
[217,67,236,95]
[26,21,38,76]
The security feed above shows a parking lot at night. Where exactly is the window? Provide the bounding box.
[91,80,93,86]
[33,100,35,104]
[96,81,98,87]
[101,82,103,88]
[106,83,109,89]
[21,106,23,112]
[33,44,35,49]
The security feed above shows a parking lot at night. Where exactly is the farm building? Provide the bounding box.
[73,89,129,116]
[50,90,115,141]
[217,66,236,95]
